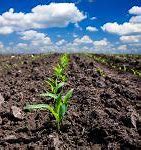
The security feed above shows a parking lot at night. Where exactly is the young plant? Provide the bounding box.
[60,53,69,69]
[24,89,73,129]
[40,78,65,100]
[24,54,73,129]
[96,68,105,77]
[131,69,136,75]
[54,64,67,82]
[40,54,69,99]
[54,54,69,82]
[136,71,141,77]
[123,65,127,72]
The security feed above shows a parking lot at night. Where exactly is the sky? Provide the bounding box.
[0,0,141,54]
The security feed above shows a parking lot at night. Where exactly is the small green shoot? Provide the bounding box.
[123,65,127,72]
[24,54,73,130]
[54,54,69,82]
[44,78,65,94]
[24,89,73,129]
[96,68,105,77]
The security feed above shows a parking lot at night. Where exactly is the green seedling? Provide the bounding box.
[24,54,73,130]
[60,54,69,69]
[130,69,141,77]
[54,54,69,82]
[131,69,136,75]
[96,68,105,77]
[40,54,69,99]
[136,71,141,77]
[24,89,73,129]
[123,65,127,72]
[40,78,65,99]
[54,64,65,80]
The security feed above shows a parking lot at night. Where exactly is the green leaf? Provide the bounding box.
[54,64,63,78]
[55,94,62,113]
[46,78,55,92]
[24,104,50,110]
[61,75,67,82]
[60,54,69,69]
[46,105,59,122]
[63,89,73,105]
[55,82,65,93]
[59,104,67,121]
[24,104,59,122]
[40,92,57,99]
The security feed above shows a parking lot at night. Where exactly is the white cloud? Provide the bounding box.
[74,23,79,28]
[129,16,141,23]
[0,42,4,49]
[102,22,141,35]
[129,6,141,15]
[74,23,82,30]
[0,3,86,35]
[129,43,141,47]
[56,39,67,46]
[0,27,13,35]
[1,33,140,54]
[117,45,127,50]
[73,35,93,45]
[73,33,78,38]
[120,35,141,43]
[93,38,108,46]
[90,16,97,20]
[20,30,52,46]
[73,36,109,47]
[86,26,98,32]
[129,6,141,23]
[102,6,141,35]
[16,43,28,48]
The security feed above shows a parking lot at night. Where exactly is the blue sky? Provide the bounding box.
[0,0,141,54]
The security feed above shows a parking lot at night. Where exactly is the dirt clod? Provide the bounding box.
[11,106,24,120]
[0,93,4,106]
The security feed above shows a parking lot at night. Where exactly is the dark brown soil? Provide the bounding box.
[93,54,141,76]
[0,54,141,150]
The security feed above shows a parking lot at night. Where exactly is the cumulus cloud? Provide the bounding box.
[1,33,139,54]
[120,35,141,43]
[86,26,98,32]
[129,6,141,23]
[0,42,4,49]
[90,16,97,20]
[20,30,52,47]
[16,43,28,48]
[93,38,108,46]
[129,16,141,23]
[13,34,109,54]
[0,3,86,35]
[56,39,67,46]
[68,36,111,53]
[129,6,141,15]
[102,22,141,35]
[0,27,13,35]
[117,45,127,50]
[73,35,93,45]
[102,6,141,35]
